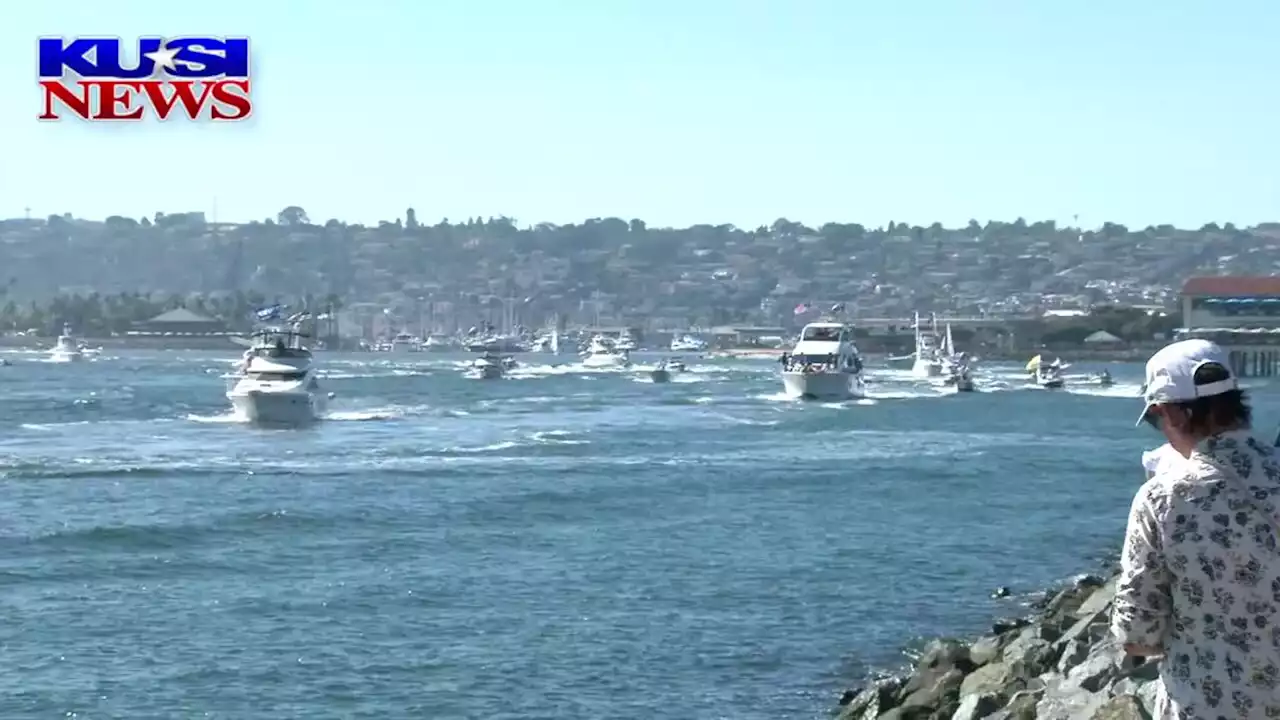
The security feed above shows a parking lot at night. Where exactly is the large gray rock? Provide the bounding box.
[951,691,1004,720]
[1001,624,1060,678]
[969,633,1011,667]
[959,662,1018,699]
[900,667,965,716]
[1072,576,1118,620]
[1035,673,1109,720]
[1111,677,1159,716]
[836,676,905,720]
[1089,694,1150,720]
[834,571,1132,720]
[985,689,1041,720]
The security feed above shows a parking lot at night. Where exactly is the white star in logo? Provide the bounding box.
[144,44,182,74]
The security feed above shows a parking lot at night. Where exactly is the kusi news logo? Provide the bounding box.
[38,36,252,121]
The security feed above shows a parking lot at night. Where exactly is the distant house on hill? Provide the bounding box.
[1083,330,1122,344]
[131,308,228,335]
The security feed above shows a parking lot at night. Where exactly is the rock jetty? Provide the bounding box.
[836,571,1161,720]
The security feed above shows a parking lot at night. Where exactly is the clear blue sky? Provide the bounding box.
[1,0,1276,229]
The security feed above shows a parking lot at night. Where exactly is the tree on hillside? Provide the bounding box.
[277,206,310,226]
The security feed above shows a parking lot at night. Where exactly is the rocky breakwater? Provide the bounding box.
[837,571,1162,720]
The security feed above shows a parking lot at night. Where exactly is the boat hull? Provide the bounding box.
[649,369,671,383]
[782,371,865,400]
[467,365,504,380]
[911,358,942,378]
[229,389,325,425]
[49,350,83,362]
[1037,377,1065,389]
[583,353,629,368]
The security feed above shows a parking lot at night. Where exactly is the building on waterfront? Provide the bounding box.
[129,308,229,336]
[1177,276,1280,377]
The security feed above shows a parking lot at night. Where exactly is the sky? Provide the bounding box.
[1,0,1277,230]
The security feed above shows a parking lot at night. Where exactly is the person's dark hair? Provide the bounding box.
[1172,361,1251,435]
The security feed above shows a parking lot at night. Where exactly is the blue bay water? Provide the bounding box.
[0,350,1271,719]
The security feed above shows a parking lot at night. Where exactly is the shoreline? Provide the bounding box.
[835,561,1155,720]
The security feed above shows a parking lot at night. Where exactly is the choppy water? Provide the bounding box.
[0,349,1271,719]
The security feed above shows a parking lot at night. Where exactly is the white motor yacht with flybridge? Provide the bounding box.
[226,328,332,424]
[581,334,630,368]
[780,321,867,400]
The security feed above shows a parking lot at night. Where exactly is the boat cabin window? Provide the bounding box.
[802,326,842,342]
[250,371,306,382]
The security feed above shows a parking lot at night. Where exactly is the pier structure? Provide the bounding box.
[1176,276,1280,378]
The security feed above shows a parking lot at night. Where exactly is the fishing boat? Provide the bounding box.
[910,312,944,378]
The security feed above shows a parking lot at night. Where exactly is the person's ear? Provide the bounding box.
[1162,405,1191,432]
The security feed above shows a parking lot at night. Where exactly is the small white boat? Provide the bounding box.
[422,334,455,352]
[648,357,685,383]
[1026,354,1068,389]
[1093,370,1114,387]
[48,325,84,362]
[780,321,867,400]
[1038,372,1065,389]
[581,335,630,368]
[465,353,505,380]
[226,328,330,424]
[670,334,707,352]
[389,332,422,353]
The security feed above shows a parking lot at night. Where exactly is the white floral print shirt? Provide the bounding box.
[1112,430,1280,719]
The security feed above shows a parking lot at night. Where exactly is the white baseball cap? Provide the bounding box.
[1136,339,1239,426]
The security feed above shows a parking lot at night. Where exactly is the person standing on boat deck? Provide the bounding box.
[1112,338,1280,720]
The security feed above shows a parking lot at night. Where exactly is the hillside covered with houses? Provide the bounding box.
[1,208,1276,340]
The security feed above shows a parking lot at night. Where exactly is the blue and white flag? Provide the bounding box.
[255,304,284,321]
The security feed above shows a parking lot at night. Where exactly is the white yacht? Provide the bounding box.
[780,321,867,400]
[910,312,944,378]
[464,332,527,353]
[615,329,638,352]
[581,334,630,368]
[670,334,708,352]
[423,334,455,352]
[530,328,562,354]
[465,352,506,380]
[226,329,331,424]
[48,325,84,362]
[389,332,422,353]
